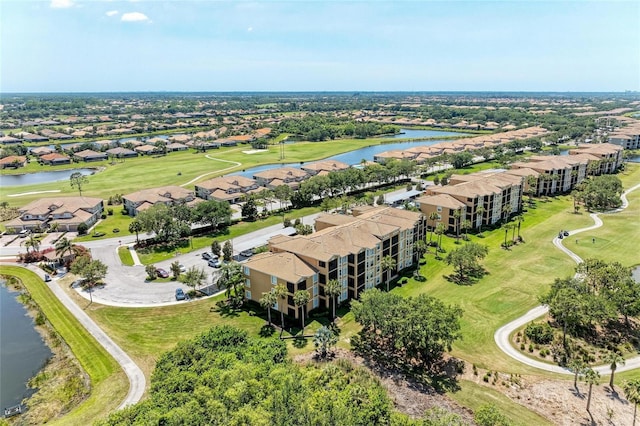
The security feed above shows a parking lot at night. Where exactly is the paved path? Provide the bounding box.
[494,183,640,375]
[24,264,146,409]
[180,150,243,187]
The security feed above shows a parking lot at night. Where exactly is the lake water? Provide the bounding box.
[0,168,95,187]
[231,138,459,179]
[0,280,52,410]
[382,128,466,139]
[633,266,640,283]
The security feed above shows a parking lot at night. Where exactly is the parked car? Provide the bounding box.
[18,230,29,238]
[240,249,254,258]
[175,288,186,301]
[156,268,169,278]
[43,274,51,282]
[178,264,186,273]
[202,252,218,260]
[208,259,222,268]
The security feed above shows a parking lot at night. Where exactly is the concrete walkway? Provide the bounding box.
[494,183,640,375]
[24,264,146,409]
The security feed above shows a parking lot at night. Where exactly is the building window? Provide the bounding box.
[245,279,251,288]
[245,290,252,300]
[313,273,318,284]
[243,266,250,275]
[271,275,277,285]
[437,206,442,212]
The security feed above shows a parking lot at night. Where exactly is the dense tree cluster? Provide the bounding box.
[575,175,623,211]
[351,289,463,370]
[541,259,640,349]
[275,115,399,141]
[98,326,410,426]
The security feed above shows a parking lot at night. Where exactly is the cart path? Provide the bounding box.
[24,264,146,409]
[494,182,640,375]
[180,150,243,187]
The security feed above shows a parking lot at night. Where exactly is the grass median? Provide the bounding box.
[0,266,127,425]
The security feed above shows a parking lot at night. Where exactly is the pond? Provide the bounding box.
[230,138,458,179]
[0,168,96,187]
[382,128,467,139]
[0,280,52,411]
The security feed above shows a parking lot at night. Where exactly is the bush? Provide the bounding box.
[283,218,292,227]
[107,208,114,215]
[525,322,554,345]
[77,223,88,235]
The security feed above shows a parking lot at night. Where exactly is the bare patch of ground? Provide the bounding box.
[461,364,636,426]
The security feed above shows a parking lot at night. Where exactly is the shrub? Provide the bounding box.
[77,223,88,235]
[525,322,554,345]
[107,208,114,215]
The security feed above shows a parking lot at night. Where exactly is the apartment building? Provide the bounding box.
[253,167,308,189]
[511,155,591,195]
[195,175,261,203]
[607,121,640,150]
[241,206,425,320]
[418,171,524,232]
[569,143,624,174]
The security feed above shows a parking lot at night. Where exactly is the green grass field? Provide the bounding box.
[0,266,127,425]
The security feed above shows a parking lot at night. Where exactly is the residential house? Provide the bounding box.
[4,197,103,233]
[0,155,27,169]
[40,153,71,165]
[122,185,197,216]
[74,149,108,162]
[253,167,308,189]
[0,135,21,145]
[106,147,138,158]
[195,176,261,204]
[166,142,188,152]
[300,160,350,176]
[30,146,55,157]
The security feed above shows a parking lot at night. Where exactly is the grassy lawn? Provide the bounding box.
[74,212,133,243]
[450,380,552,426]
[0,266,127,425]
[117,247,134,266]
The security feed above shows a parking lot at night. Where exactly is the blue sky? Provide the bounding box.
[1,1,638,92]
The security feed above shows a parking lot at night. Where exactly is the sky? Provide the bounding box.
[1,0,639,93]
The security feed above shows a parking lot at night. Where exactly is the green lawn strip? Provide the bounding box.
[449,380,553,426]
[0,266,127,424]
[117,247,134,266]
[74,213,134,243]
[86,293,270,378]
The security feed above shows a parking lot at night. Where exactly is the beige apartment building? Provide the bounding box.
[242,206,425,320]
[122,185,197,216]
[194,175,261,203]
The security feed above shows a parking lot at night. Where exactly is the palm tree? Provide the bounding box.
[293,290,310,333]
[129,219,142,245]
[503,225,511,248]
[515,214,524,240]
[476,206,485,233]
[414,240,428,262]
[623,379,640,426]
[428,212,439,243]
[568,358,586,389]
[22,234,40,254]
[461,219,472,241]
[434,223,446,254]
[274,283,288,334]
[604,351,625,390]
[584,368,600,413]
[527,175,538,201]
[324,279,342,321]
[218,262,244,306]
[54,237,74,260]
[381,255,396,292]
[313,326,337,359]
[502,204,513,223]
[259,290,278,327]
[452,209,462,242]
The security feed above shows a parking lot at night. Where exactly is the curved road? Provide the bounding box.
[22,265,145,410]
[495,183,640,376]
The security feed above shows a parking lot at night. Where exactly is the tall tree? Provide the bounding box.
[414,240,428,262]
[435,223,446,252]
[218,262,244,306]
[325,279,342,321]
[259,290,278,327]
[623,379,640,426]
[428,212,439,243]
[584,368,600,413]
[380,255,396,292]
[128,219,142,244]
[70,172,89,196]
[70,257,108,303]
[568,357,586,389]
[604,351,625,390]
[191,199,232,230]
[445,242,489,284]
[293,290,310,333]
[274,283,288,334]
[222,240,233,262]
[54,236,74,259]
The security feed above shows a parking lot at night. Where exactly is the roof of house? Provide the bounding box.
[40,153,70,162]
[301,160,350,173]
[123,185,194,204]
[17,197,102,216]
[245,252,317,283]
[254,167,308,181]
[416,194,467,210]
[196,175,258,191]
[0,155,26,165]
[75,149,106,158]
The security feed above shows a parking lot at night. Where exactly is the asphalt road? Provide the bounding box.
[494,183,640,376]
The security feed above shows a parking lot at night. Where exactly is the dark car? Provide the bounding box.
[156,268,169,278]
[175,288,186,301]
[563,230,569,237]
[558,232,564,239]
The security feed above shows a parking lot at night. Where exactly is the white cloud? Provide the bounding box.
[106,10,119,17]
[50,0,74,9]
[121,12,151,22]
[247,27,253,32]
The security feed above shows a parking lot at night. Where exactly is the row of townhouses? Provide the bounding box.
[241,206,426,320]
[607,118,640,150]
[5,197,104,233]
